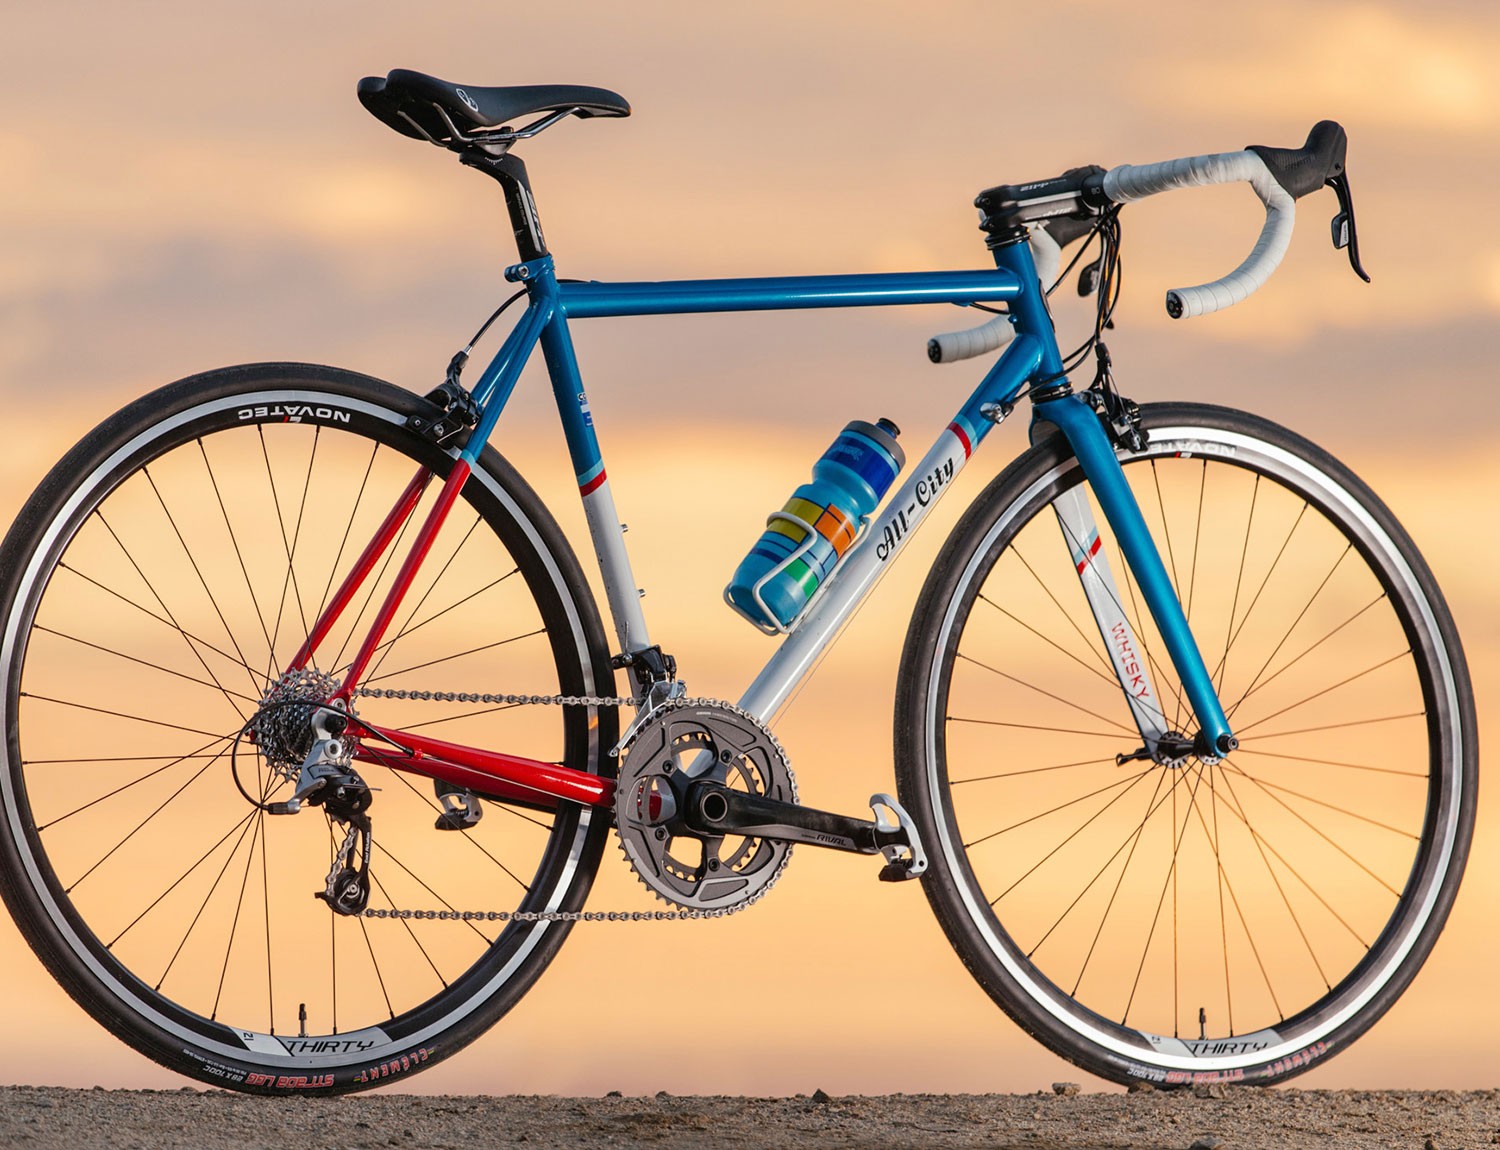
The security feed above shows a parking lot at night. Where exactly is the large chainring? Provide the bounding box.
[615,700,796,913]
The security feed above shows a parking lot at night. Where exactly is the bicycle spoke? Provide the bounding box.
[33,625,261,707]
[363,629,546,686]
[1221,502,1309,672]
[1065,769,1173,997]
[260,802,275,1036]
[142,465,264,700]
[372,841,495,947]
[1229,593,1386,714]
[1232,651,1412,737]
[347,569,523,680]
[957,652,1137,735]
[1250,712,1426,741]
[155,807,264,991]
[19,693,229,741]
[35,734,234,831]
[1223,543,1352,721]
[109,807,258,950]
[25,753,232,766]
[1216,473,1260,696]
[1220,760,1401,897]
[211,807,264,1023]
[950,756,1117,786]
[378,763,534,892]
[1023,766,1176,953]
[1237,774,1419,839]
[58,745,229,893]
[966,767,1151,853]
[94,511,254,723]
[1009,544,1116,678]
[360,514,484,685]
[311,440,381,640]
[198,438,276,664]
[259,425,319,671]
[366,866,449,988]
[977,593,1121,690]
[1231,747,1426,779]
[56,563,272,686]
[1192,765,1332,1003]
[1214,768,1371,948]
[948,715,1135,739]
[1184,459,1205,627]
[1120,765,1209,1027]
[1208,766,1235,1033]
[356,915,396,1021]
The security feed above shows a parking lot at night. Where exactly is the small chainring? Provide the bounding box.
[615,700,796,913]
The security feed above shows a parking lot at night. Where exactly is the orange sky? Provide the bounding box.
[1,0,1498,1096]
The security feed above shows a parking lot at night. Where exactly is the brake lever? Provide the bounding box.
[1326,171,1371,283]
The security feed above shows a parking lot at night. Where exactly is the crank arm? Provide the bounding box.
[683,783,927,880]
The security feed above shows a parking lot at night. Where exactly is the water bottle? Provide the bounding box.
[726,418,904,631]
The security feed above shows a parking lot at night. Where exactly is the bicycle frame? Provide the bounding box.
[293,236,1235,810]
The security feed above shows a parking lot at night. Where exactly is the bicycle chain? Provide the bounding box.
[353,686,644,708]
[351,684,748,923]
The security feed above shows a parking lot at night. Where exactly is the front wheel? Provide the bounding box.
[895,403,1475,1087]
[0,364,618,1093]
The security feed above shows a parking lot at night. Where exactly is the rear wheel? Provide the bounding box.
[896,403,1476,1086]
[0,363,617,1094]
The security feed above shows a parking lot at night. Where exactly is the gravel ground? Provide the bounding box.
[1,1085,1497,1149]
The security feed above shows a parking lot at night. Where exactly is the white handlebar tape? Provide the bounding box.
[927,228,1061,363]
[928,313,1014,363]
[1029,225,1063,290]
[1103,151,1295,318]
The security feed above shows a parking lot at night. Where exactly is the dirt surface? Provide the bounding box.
[0,1085,1497,1149]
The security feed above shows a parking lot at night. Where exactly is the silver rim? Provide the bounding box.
[0,387,601,1073]
[922,420,1465,1075]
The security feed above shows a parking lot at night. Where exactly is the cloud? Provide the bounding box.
[1125,3,1500,136]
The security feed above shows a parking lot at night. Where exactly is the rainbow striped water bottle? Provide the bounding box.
[726,418,904,632]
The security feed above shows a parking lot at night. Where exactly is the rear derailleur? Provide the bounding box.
[260,703,376,916]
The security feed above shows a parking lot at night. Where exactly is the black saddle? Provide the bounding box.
[358,68,630,146]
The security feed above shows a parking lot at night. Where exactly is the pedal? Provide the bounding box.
[434,785,483,831]
[869,793,927,881]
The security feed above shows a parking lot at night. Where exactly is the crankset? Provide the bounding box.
[681,782,927,883]
[615,700,926,914]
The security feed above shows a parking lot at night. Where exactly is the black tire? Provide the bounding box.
[895,402,1476,1088]
[0,363,618,1094]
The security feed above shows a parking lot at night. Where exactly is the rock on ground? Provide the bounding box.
[0,1085,1496,1149]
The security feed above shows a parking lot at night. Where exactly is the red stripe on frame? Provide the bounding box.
[1076,534,1102,574]
[948,421,972,458]
[579,469,608,496]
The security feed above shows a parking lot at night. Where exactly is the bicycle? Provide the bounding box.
[0,68,1475,1096]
